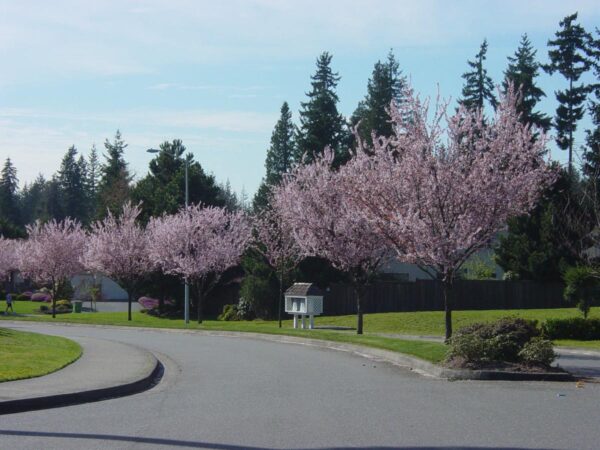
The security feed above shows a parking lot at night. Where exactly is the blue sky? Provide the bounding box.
[0,0,598,197]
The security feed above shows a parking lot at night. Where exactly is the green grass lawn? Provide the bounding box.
[0,327,82,382]
[2,301,599,355]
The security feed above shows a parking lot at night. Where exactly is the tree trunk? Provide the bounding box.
[356,288,364,335]
[443,280,453,341]
[278,270,283,329]
[127,291,132,321]
[51,278,57,319]
[197,289,203,324]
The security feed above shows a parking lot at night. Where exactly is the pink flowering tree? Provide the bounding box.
[0,237,20,292]
[18,219,86,318]
[272,150,389,334]
[84,202,152,321]
[343,86,556,339]
[148,204,252,324]
[253,205,302,327]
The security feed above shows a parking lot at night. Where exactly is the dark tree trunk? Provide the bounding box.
[278,268,284,328]
[356,287,364,335]
[197,289,203,324]
[51,278,57,319]
[127,291,132,321]
[443,279,453,341]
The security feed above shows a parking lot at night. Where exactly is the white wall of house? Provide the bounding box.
[71,274,128,301]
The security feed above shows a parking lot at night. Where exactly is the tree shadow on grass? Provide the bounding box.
[0,430,558,450]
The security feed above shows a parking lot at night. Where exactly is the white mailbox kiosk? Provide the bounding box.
[284,283,324,329]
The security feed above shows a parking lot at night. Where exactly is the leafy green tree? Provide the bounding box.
[495,168,588,281]
[563,265,599,318]
[58,146,89,223]
[97,130,131,218]
[0,158,21,228]
[503,34,551,132]
[132,139,226,223]
[544,12,593,174]
[351,50,407,145]
[295,52,348,165]
[45,177,64,221]
[459,39,498,112]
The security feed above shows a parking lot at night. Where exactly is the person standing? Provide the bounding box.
[5,292,14,314]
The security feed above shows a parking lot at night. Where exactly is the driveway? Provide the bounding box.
[1,322,599,450]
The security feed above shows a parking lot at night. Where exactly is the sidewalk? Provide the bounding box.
[0,334,160,414]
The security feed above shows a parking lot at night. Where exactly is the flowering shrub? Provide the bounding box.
[137,296,174,310]
[31,292,52,302]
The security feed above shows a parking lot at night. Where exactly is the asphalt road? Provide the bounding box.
[1,323,599,450]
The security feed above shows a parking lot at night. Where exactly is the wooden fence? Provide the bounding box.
[322,280,567,315]
[206,279,567,316]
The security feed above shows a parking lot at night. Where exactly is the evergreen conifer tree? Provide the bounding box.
[58,146,88,223]
[503,34,551,132]
[295,52,347,165]
[351,50,407,145]
[97,130,131,217]
[0,158,20,227]
[583,29,600,182]
[544,12,593,174]
[459,39,498,112]
[265,102,295,186]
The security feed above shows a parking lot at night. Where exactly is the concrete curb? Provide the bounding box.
[0,355,163,416]
[1,321,578,382]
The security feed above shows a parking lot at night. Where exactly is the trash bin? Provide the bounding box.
[73,301,82,313]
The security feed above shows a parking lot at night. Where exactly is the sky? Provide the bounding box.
[0,0,599,198]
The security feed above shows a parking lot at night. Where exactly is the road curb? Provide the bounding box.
[1,321,578,382]
[0,355,163,415]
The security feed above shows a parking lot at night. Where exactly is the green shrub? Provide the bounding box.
[39,305,49,312]
[15,293,29,300]
[55,305,71,313]
[218,304,240,321]
[236,297,254,320]
[55,300,72,307]
[446,317,543,368]
[541,318,600,340]
[563,266,599,318]
[518,337,556,367]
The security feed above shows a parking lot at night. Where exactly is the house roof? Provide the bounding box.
[285,282,324,297]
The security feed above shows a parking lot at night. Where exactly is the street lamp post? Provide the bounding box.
[147,148,191,325]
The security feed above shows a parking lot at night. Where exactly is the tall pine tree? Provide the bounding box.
[583,28,600,182]
[97,130,131,218]
[459,39,498,112]
[0,158,20,227]
[351,50,407,145]
[295,52,347,165]
[253,102,295,212]
[503,34,551,132]
[58,146,88,223]
[544,12,592,174]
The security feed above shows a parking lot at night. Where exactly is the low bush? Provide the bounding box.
[31,292,52,302]
[446,317,553,369]
[15,293,30,300]
[39,305,49,312]
[518,338,556,367]
[55,304,71,313]
[541,318,600,340]
[55,299,72,307]
[218,304,241,321]
[236,297,254,320]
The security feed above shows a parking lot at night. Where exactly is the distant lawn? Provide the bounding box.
[0,327,82,382]
[2,302,599,356]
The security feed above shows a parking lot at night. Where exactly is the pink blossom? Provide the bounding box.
[18,218,86,318]
[147,204,251,323]
[83,202,152,320]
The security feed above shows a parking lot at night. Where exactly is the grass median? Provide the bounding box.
[3,302,599,355]
[0,327,82,382]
